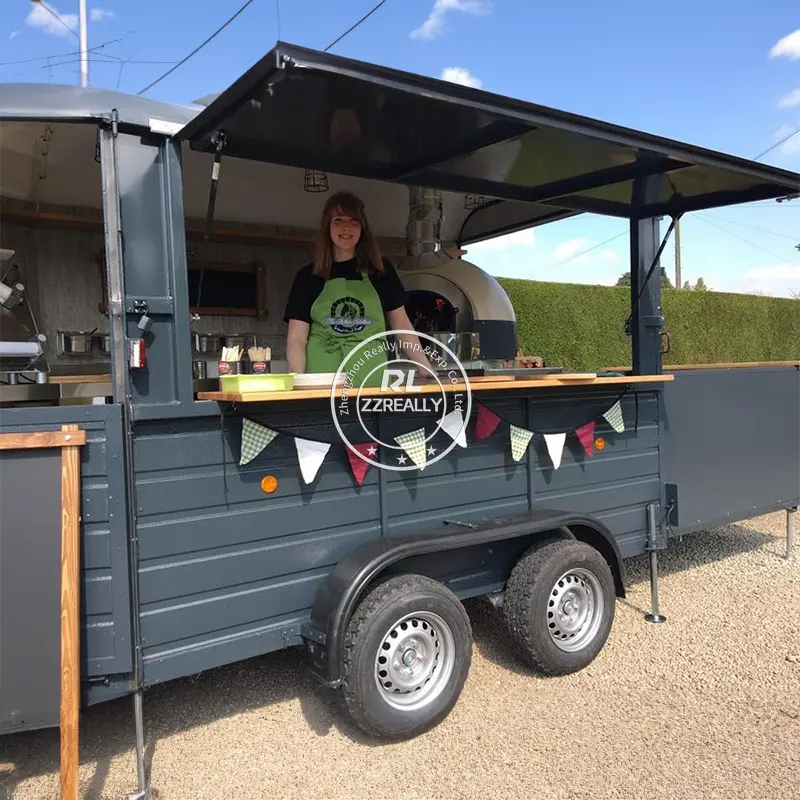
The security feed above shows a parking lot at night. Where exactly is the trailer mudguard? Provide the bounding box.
[303,509,626,687]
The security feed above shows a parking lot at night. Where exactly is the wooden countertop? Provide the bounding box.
[197,373,673,403]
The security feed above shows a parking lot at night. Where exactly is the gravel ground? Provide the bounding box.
[2,511,798,800]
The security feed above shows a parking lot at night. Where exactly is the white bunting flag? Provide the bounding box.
[394,428,428,470]
[440,408,468,448]
[509,424,535,462]
[294,437,331,484]
[603,400,625,433]
[544,432,567,470]
[239,418,278,466]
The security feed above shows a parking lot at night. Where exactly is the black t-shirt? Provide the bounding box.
[283,257,406,324]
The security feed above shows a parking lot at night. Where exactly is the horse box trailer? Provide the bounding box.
[0,42,798,799]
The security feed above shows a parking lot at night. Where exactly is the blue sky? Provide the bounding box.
[3,0,799,296]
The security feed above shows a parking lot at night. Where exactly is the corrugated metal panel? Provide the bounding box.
[0,405,132,678]
[134,388,660,685]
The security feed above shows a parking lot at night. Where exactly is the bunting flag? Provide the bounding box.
[239,418,278,466]
[544,432,567,470]
[394,428,428,470]
[295,437,331,484]
[575,421,595,457]
[348,442,374,486]
[509,424,535,462]
[440,408,468,448]
[602,400,625,433]
[475,404,501,440]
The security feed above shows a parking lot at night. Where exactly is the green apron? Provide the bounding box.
[306,273,389,386]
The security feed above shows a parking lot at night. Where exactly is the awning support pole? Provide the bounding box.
[195,131,227,312]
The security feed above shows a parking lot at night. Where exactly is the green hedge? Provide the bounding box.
[497,278,800,371]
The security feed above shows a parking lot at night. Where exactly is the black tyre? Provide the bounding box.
[341,574,473,740]
[503,539,615,676]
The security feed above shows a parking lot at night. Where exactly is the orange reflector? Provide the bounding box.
[260,475,278,494]
[595,437,606,451]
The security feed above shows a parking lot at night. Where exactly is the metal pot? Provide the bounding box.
[219,334,250,350]
[58,330,96,354]
[192,360,208,379]
[192,332,221,354]
[94,333,111,354]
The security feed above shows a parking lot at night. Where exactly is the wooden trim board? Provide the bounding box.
[198,373,674,403]
[60,424,82,800]
[0,430,86,450]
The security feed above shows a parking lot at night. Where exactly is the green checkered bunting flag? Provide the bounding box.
[602,400,625,433]
[239,418,278,465]
[509,424,535,462]
[394,427,428,470]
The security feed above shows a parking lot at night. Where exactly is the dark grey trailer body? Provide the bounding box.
[0,40,798,779]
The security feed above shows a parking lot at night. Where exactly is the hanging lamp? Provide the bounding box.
[303,169,330,193]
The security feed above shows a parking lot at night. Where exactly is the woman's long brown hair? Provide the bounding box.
[313,191,385,278]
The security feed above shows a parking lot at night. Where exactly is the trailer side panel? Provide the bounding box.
[660,365,800,535]
[0,405,133,686]
[134,386,659,687]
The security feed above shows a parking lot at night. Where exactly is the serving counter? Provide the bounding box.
[197,373,674,404]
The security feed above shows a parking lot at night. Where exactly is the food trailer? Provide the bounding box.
[1,42,798,799]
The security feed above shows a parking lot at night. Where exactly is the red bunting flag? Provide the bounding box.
[475,404,502,440]
[348,442,374,486]
[575,421,595,457]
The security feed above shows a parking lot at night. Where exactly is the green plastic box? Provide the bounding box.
[219,373,296,393]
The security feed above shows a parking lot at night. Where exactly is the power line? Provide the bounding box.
[702,213,799,242]
[325,0,388,52]
[696,216,797,264]
[275,0,281,40]
[32,0,78,39]
[753,124,800,161]
[546,230,628,269]
[0,38,124,67]
[137,0,258,96]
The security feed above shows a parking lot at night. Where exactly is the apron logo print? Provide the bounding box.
[325,296,371,334]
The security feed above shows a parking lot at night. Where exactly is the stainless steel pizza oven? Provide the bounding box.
[396,188,518,363]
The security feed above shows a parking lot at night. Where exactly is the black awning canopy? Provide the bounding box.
[178,42,799,222]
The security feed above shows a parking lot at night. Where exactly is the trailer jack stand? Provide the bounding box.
[644,502,666,623]
[788,507,796,562]
[645,549,666,624]
[127,689,150,800]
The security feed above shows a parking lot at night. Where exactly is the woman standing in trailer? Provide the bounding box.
[284,191,431,381]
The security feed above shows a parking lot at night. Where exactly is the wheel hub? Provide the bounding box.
[546,568,605,653]
[375,611,456,711]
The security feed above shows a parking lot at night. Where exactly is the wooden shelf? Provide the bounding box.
[197,373,674,403]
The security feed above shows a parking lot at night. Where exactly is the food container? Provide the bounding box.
[192,332,221,354]
[217,360,244,376]
[58,330,96,354]
[220,334,251,351]
[95,333,111,354]
[192,360,208,379]
[219,373,295,393]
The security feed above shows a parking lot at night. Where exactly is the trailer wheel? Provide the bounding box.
[341,574,472,740]
[503,540,615,676]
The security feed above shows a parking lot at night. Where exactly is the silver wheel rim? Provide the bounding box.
[374,611,456,711]
[546,567,605,652]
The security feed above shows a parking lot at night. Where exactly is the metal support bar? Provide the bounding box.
[644,502,666,624]
[127,689,150,800]
[788,507,796,562]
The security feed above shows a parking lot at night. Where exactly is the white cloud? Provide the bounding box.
[411,0,491,40]
[9,30,20,40]
[739,263,800,298]
[770,29,800,60]
[440,66,482,88]
[90,8,115,22]
[26,4,78,37]
[598,249,620,263]
[468,227,535,252]
[778,89,800,109]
